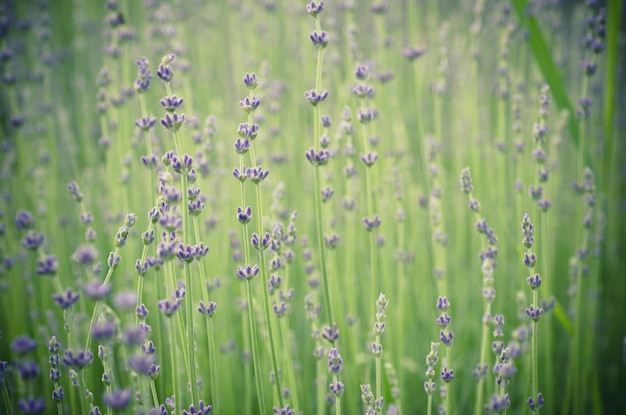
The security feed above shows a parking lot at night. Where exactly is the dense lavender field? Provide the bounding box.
[0,0,624,414]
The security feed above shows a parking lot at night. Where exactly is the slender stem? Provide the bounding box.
[333,374,341,415]
[310,13,335,329]
[280,316,300,411]
[313,163,335,326]
[167,318,179,414]
[149,379,160,409]
[1,382,14,415]
[474,301,491,415]
[256,194,284,409]
[207,316,218,411]
[85,247,120,351]
[246,278,267,414]
[446,346,452,415]
[193,216,218,410]
[375,333,382,405]
[166,75,199,405]
[316,356,325,415]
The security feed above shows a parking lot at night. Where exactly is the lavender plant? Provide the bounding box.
[0,1,623,414]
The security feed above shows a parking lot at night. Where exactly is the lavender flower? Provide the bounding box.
[11,335,37,355]
[52,289,80,308]
[103,388,132,410]
[182,400,212,415]
[306,1,325,17]
[327,347,343,374]
[403,46,427,61]
[18,397,45,414]
[309,31,329,48]
[63,349,94,369]
[304,89,329,106]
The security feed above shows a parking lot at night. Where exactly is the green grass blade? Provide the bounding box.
[602,0,622,185]
[553,299,573,336]
[509,0,579,147]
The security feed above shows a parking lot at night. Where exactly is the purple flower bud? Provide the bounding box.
[309,30,329,48]
[18,397,45,414]
[527,392,544,411]
[234,138,250,154]
[246,166,270,184]
[459,168,473,193]
[160,112,185,132]
[66,182,83,202]
[107,251,121,269]
[304,89,329,106]
[91,320,118,342]
[424,380,437,395]
[371,342,383,357]
[305,147,330,166]
[525,304,544,322]
[36,255,58,276]
[370,1,389,14]
[136,304,149,320]
[11,335,37,355]
[251,232,271,251]
[21,231,44,250]
[355,64,368,80]
[243,72,259,90]
[135,116,157,131]
[156,63,173,83]
[327,347,343,374]
[441,366,454,383]
[306,1,324,17]
[198,300,217,317]
[437,296,450,312]
[237,264,260,281]
[357,108,376,124]
[322,323,340,343]
[103,388,132,410]
[83,281,111,300]
[52,386,64,402]
[177,243,196,263]
[352,83,375,99]
[182,400,212,415]
[160,95,184,112]
[238,122,259,139]
[436,313,451,329]
[52,289,80,309]
[233,167,248,183]
[361,215,381,231]
[360,152,378,167]
[439,330,454,346]
[403,46,427,61]
[158,298,182,317]
[239,96,261,113]
[63,349,94,369]
[524,252,537,268]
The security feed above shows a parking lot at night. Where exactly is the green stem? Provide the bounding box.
[256,206,284,409]
[310,36,334,328]
[446,346,451,415]
[280,316,300,411]
[246,278,267,414]
[375,334,382,406]
[167,76,199,404]
[149,379,160,409]
[316,356,325,415]
[193,216,218,410]
[313,163,335,326]
[474,301,492,415]
[1,382,14,415]
[85,247,120,351]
